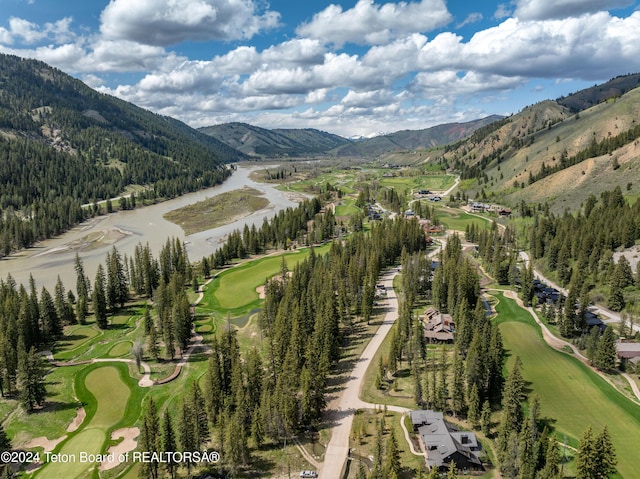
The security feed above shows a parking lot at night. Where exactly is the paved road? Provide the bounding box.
[519,251,640,334]
[320,267,401,478]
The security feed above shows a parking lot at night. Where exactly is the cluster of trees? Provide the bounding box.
[379,187,406,213]
[135,216,428,476]
[575,425,617,479]
[360,416,403,479]
[0,273,51,409]
[138,385,210,479]
[528,187,640,312]
[473,222,519,285]
[386,235,505,428]
[200,198,325,270]
[0,236,194,412]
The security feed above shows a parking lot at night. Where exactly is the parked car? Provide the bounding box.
[300,471,318,478]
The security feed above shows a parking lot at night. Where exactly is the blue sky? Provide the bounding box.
[1,0,639,137]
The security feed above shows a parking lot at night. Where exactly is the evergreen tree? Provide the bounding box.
[467,383,480,428]
[39,286,61,340]
[138,397,160,479]
[447,460,458,479]
[575,426,598,479]
[178,399,196,477]
[17,346,46,412]
[481,400,492,437]
[594,425,617,478]
[161,412,178,479]
[384,428,401,478]
[537,435,561,479]
[518,419,536,479]
[594,326,617,371]
[93,264,108,329]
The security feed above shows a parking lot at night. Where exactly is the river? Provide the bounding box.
[0,165,299,292]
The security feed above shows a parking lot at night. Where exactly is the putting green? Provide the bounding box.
[84,366,130,428]
[497,294,640,478]
[108,341,132,357]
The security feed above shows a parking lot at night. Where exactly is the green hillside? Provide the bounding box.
[0,53,246,255]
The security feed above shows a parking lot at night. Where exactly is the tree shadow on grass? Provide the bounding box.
[38,400,82,414]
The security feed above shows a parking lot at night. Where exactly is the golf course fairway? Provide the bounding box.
[496,293,640,479]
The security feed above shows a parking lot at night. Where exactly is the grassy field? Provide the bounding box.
[432,205,492,232]
[378,174,455,194]
[495,292,640,479]
[163,187,269,235]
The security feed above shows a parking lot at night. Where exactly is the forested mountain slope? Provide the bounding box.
[0,54,245,255]
[199,122,350,157]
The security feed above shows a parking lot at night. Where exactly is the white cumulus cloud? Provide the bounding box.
[100,0,281,46]
[514,0,634,20]
[296,0,452,47]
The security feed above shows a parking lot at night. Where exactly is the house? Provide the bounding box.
[410,410,483,472]
[470,202,490,213]
[616,340,640,364]
[423,308,455,343]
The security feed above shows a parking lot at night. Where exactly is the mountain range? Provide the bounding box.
[199,115,504,158]
[2,51,640,216]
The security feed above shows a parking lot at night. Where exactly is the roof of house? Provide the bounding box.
[423,308,454,341]
[616,341,640,358]
[412,410,482,469]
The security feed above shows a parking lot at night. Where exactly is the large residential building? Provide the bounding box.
[410,410,484,472]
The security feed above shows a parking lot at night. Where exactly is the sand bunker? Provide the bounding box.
[24,435,67,452]
[99,427,140,471]
[66,407,86,432]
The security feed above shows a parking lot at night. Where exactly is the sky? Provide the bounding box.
[1,0,639,138]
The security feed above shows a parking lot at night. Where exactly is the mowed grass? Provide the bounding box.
[84,366,130,428]
[37,428,106,479]
[495,293,640,479]
[108,340,132,357]
[433,206,491,232]
[378,174,455,193]
[35,365,132,479]
[206,244,330,312]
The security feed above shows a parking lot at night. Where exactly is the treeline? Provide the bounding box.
[199,197,328,271]
[528,187,640,312]
[0,53,239,257]
[0,134,230,257]
[0,237,193,411]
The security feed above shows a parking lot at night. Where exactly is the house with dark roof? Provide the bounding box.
[423,308,455,343]
[410,410,483,472]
